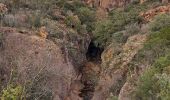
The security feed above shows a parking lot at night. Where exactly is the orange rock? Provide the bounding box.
[0,3,8,14]
[140,4,170,22]
[38,26,48,39]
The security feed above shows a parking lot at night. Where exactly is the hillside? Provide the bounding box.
[0,0,170,100]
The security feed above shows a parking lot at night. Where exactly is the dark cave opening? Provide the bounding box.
[79,41,104,100]
[86,41,104,62]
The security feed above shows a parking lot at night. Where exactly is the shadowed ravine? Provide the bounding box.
[80,41,103,100]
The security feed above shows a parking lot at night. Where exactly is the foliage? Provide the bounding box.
[125,23,141,36]
[109,3,145,31]
[76,7,96,32]
[1,84,23,100]
[150,14,170,31]
[145,27,170,55]
[134,27,170,66]
[65,15,81,28]
[56,0,95,32]
[155,73,170,100]
[112,31,127,43]
[93,18,141,47]
[93,20,115,47]
[108,95,118,100]
[134,27,170,99]
[93,3,148,47]
[27,11,42,28]
[135,54,170,100]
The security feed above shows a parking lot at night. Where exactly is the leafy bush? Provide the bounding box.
[134,27,170,99]
[93,3,148,47]
[93,20,115,47]
[125,23,141,36]
[93,21,141,47]
[109,3,145,31]
[2,15,21,27]
[135,54,170,100]
[134,27,170,65]
[56,0,95,32]
[65,15,82,32]
[155,73,170,100]
[27,11,42,28]
[58,0,86,12]
[1,84,23,100]
[112,31,127,43]
[150,14,170,31]
[76,7,96,32]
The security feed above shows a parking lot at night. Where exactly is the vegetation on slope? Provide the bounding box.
[1,0,170,100]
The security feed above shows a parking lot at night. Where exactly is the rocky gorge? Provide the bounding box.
[0,0,170,100]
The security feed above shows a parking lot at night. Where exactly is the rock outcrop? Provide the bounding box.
[0,3,8,14]
[0,26,90,100]
[140,4,170,22]
[92,34,147,100]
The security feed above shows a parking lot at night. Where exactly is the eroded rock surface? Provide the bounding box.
[140,4,170,22]
[0,27,90,100]
[92,34,147,100]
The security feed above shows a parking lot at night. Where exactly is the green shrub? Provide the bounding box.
[27,11,42,28]
[2,15,21,27]
[93,20,141,47]
[135,68,157,99]
[56,0,86,12]
[135,54,170,100]
[109,3,145,31]
[112,31,127,43]
[125,23,141,36]
[65,15,81,31]
[131,27,170,99]
[155,73,170,100]
[56,0,95,32]
[93,3,147,47]
[93,20,115,47]
[1,84,23,100]
[150,14,170,31]
[134,27,170,65]
[76,7,96,32]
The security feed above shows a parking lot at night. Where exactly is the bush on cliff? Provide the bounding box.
[150,14,170,31]
[135,54,170,100]
[1,84,23,100]
[76,7,96,32]
[93,20,115,47]
[133,27,170,99]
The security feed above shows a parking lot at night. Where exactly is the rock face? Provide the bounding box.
[0,3,8,14]
[0,27,90,100]
[92,34,147,100]
[140,4,170,22]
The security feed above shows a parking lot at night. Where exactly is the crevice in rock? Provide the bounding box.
[79,41,104,100]
[86,41,104,62]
